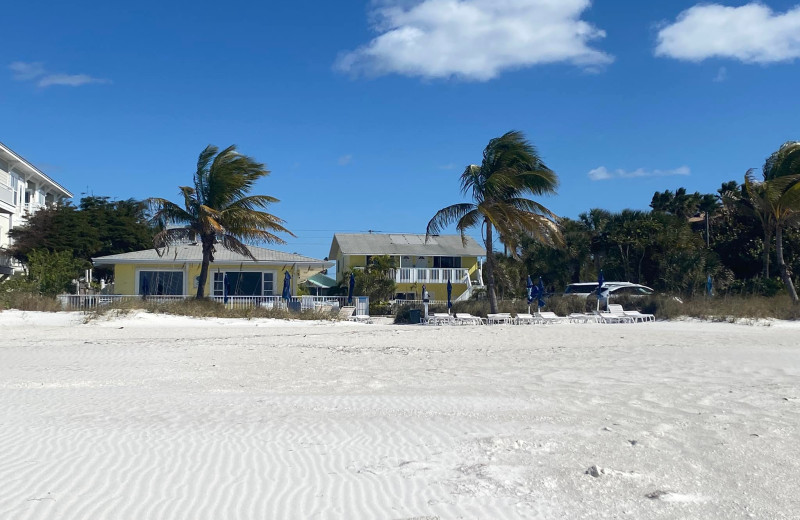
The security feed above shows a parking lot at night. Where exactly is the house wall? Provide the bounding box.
[110,263,298,296]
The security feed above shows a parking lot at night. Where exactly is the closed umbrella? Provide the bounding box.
[537,276,546,310]
[707,274,713,297]
[223,273,229,304]
[596,270,607,311]
[447,279,452,313]
[141,275,150,300]
[526,275,534,313]
[282,271,291,301]
[348,272,355,305]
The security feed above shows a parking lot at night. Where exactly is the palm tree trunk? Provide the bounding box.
[196,237,213,299]
[775,225,799,303]
[484,221,499,314]
[763,227,771,279]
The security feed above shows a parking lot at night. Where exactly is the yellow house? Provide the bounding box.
[92,243,333,298]
[329,233,485,302]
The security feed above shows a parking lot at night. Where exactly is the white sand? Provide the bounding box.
[1,310,798,519]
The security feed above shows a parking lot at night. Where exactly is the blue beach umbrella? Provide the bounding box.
[707,274,713,297]
[282,271,291,301]
[526,275,534,304]
[596,270,607,310]
[223,273,229,304]
[141,275,150,299]
[447,279,453,312]
[537,276,546,309]
[348,272,355,305]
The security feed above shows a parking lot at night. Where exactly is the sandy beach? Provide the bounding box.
[1,310,798,519]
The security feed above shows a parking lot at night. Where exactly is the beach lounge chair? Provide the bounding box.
[535,311,566,324]
[426,313,455,325]
[608,304,655,322]
[594,309,634,324]
[514,313,539,325]
[454,313,486,325]
[568,313,597,323]
[487,313,513,325]
[338,306,373,323]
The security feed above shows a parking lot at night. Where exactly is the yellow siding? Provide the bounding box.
[394,282,468,300]
[113,264,136,294]
[111,263,299,296]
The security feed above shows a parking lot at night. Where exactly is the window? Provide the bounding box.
[211,271,275,296]
[263,272,274,295]
[139,271,183,295]
[433,256,461,268]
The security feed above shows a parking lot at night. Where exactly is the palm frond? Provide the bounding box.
[426,203,477,238]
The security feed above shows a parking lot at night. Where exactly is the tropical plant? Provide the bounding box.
[426,131,561,313]
[744,171,800,303]
[148,145,293,299]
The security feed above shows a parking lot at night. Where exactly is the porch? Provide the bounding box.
[389,267,477,284]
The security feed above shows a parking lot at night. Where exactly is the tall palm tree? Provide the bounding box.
[426,131,561,313]
[745,170,800,303]
[148,145,294,299]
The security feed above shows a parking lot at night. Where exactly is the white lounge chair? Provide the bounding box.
[338,306,373,323]
[535,311,566,323]
[454,313,486,325]
[608,304,655,322]
[427,313,455,325]
[514,313,539,325]
[487,313,513,325]
[594,308,634,323]
[568,313,596,323]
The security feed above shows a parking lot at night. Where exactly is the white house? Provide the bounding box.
[0,141,73,277]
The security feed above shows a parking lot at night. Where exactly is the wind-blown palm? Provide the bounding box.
[148,145,294,299]
[744,169,800,303]
[426,131,561,313]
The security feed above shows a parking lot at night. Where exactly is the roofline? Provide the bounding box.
[92,258,334,267]
[0,140,74,198]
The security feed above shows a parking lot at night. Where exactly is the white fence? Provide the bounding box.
[58,294,370,316]
[390,268,471,284]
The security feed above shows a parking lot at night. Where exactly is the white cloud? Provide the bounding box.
[338,154,353,166]
[336,0,612,81]
[37,74,110,87]
[588,166,690,181]
[9,61,110,88]
[655,3,800,64]
[9,61,46,80]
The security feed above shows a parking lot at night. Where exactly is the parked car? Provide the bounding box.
[564,282,654,299]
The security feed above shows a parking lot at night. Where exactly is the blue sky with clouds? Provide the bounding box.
[2,1,799,260]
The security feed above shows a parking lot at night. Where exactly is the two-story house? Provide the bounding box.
[329,233,485,302]
[0,141,73,277]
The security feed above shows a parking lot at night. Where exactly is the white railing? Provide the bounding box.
[390,268,470,284]
[57,294,370,316]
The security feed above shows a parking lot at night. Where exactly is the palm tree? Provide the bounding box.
[426,131,561,313]
[744,170,800,303]
[148,145,294,299]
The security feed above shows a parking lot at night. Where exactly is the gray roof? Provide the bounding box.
[93,243,332,266]
[330,233,485,258]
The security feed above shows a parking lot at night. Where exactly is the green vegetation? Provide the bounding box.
[6,196,154,278]
[343,254,396,314]
[148,145,294,299]
[427,130,561,314]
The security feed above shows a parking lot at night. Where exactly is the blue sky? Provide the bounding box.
[3,1,799,261]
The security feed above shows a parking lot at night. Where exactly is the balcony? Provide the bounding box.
[390,268,471,284]
[0,182,13,214]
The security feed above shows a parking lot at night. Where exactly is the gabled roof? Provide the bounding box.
[93,243,332,267]
[330,233,485,258]
[0,141,73,198]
